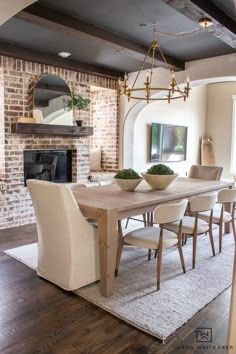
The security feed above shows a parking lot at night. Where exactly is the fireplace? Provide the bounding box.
[24,150,72,185]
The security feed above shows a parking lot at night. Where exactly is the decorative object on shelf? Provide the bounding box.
[33,109,43,123]
[200,136,215,166]
[118,23,190,103]
[142,164,177,190]
[114,168,142,191]
[17,117,35,123]
[64,95,91,126]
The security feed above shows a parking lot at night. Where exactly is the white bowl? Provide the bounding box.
[142,173,178,190]
[114,178,142,191]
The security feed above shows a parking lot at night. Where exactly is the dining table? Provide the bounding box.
[72,177,234,297]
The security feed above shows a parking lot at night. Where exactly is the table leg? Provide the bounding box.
[97,208,117,297]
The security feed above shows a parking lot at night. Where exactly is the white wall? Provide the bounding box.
[120,53,236,169]
[206,82,236,178]
[132,86,207,175]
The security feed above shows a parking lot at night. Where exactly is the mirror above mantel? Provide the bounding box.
[33,74,73,126]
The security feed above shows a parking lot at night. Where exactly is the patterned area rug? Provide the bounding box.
[4,230,235,341]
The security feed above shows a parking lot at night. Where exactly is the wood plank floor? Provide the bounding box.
[0,224,232,354]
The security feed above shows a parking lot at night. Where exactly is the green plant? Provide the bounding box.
[114,168,141,179]
[146,164,174,175]
[64,95,91,113]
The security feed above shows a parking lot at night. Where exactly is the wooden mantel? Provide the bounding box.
[11,123,93,137]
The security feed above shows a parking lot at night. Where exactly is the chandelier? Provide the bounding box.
[118,23,190,103]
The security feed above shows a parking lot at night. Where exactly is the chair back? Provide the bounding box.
[27,179,100,290]
[153,198,188,224]
[190,193,217,212]
[188,165,223,181]
[218,188,236,204]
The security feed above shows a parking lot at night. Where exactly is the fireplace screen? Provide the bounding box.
[24,150,72,185]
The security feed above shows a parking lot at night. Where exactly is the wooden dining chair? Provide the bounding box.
[162,193,217,269]
[198,189,236,252]
[116,198,188,290]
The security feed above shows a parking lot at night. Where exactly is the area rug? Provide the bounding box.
[4,232,235,341]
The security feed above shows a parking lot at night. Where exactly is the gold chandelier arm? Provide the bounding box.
[158,45,171,72]
[150,44,156,86]
[131,44,152,90]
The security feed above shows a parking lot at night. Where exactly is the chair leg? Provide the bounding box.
[115,220,123,276]
[178,241,186,273]
[157,232,163,291]
[125,218,129,229]
[192,233,197,269]
[231,218,236,242]
[143,214,147,227]
[148,249,152,260]
[208,228,215,257]
[219,220,223,253]
[184,234,188,245]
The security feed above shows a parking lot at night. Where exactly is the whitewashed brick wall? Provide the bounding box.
[0,57,118,229]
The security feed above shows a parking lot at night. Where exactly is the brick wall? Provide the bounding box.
[0,56,118,229]
[90,86,119,171]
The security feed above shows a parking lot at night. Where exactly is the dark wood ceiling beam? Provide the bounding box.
[162,0,236,48]
[15,3,184,71]
[0,41,123,79]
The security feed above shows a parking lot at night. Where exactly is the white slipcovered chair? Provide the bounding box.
[115,198,188,290]
[27,179,100,291]
[198,189,236,252]
[163,194,217,269]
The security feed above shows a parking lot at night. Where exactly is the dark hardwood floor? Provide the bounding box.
[0,224,232,354]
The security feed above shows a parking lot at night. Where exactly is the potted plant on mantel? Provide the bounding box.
[114,168,142,191]
[64,95,91,126]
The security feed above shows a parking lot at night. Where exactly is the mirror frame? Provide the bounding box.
[33,74,73,125]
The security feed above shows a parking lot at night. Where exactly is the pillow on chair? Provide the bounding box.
[90,147,102,171]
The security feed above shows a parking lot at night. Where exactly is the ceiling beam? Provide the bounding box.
[162,0,236,48]
[0,41,123,79]
[15,3,184,71]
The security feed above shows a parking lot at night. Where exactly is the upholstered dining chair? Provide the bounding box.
[163,193,217,269]
[115,198,188,290]
[188,165,223,181]
[27,179,100,291]
[198,189,236,252]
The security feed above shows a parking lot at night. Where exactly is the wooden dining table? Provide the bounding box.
[72,177,234,297]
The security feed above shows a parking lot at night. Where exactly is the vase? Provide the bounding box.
[76,120,83,127]
[141,173,178,190]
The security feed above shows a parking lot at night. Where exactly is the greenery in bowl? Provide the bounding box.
[146,164,174,175]
[114,168,141,179]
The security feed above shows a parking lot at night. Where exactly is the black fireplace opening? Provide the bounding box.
[24,150,72,185]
